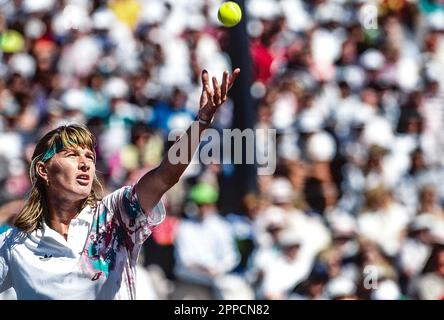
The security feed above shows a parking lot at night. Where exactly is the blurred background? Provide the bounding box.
[1,0,444,300]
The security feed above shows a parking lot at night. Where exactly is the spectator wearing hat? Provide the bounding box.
[398,214,435,290]
[289,262,330,300]
[314,214,360,286]
[255,228,312,300]
[257,177,331,262]
[246,207,285,296]
[324,276,358,300]
[327,212,360,263]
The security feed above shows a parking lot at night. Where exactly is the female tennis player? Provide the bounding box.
[0,69,240,299]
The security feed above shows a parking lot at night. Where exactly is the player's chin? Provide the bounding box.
[73,183,93,198]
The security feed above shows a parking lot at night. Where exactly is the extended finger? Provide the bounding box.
[228,68,241,90]
[220,70,229,100]
[212,76,221,105]
[204,85,215,106]
[201,70,210,91]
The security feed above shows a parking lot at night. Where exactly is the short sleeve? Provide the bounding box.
[101,185,166,245]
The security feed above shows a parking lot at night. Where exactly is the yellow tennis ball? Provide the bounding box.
[218,1,242,27]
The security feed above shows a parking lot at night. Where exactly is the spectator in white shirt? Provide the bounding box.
[257,228,313,300]
[398,215,434,282]
[357,185,410,257]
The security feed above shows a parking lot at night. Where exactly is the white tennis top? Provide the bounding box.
[0,185,166,300]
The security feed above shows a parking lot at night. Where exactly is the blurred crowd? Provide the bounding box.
[1,0,444,300]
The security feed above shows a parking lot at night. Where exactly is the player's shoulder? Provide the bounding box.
[96,185,133,209]
[0,225,11,236]
[0,225,15,239]
[101,185,134,201]
[0,226,22,249]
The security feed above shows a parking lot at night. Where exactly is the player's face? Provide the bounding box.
[45,146,96,202]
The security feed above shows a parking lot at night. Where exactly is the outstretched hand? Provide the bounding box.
[198,68,240,123]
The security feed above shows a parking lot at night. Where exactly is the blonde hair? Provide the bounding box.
[14,124,103,233]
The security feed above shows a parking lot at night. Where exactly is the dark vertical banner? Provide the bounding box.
[220,0,257,214]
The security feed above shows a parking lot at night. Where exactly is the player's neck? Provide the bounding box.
[45,196,83,240]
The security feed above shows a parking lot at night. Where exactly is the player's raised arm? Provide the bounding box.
[135,68,240,213]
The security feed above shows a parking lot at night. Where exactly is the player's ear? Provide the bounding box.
[35,161,49,181]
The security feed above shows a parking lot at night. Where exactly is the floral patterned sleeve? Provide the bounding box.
[100,185,166,246]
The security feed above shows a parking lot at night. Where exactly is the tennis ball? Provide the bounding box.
[218,1,242,27]
[0,30,24,53]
